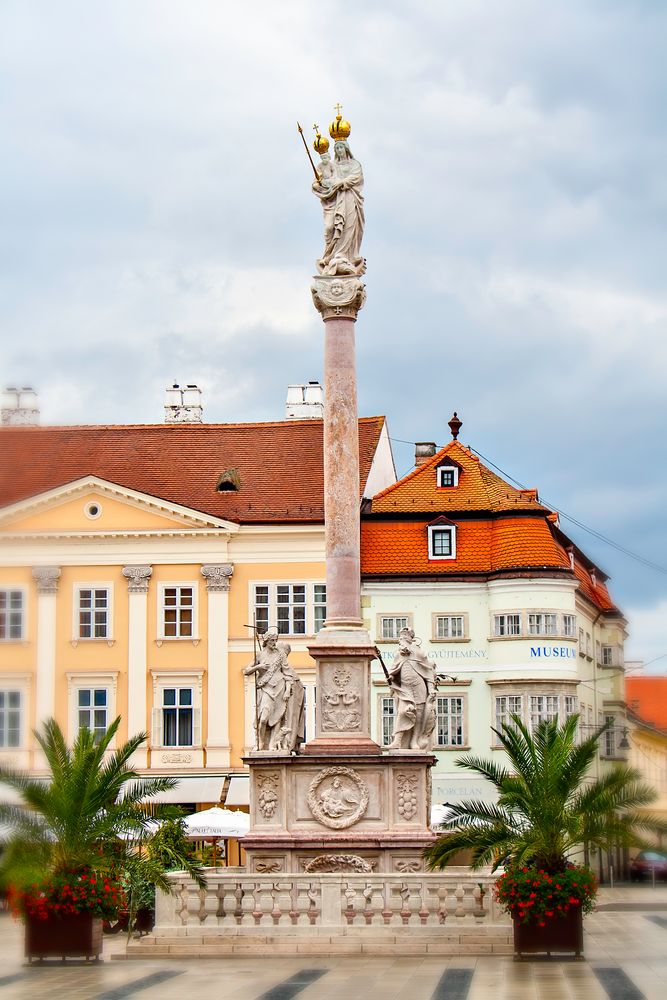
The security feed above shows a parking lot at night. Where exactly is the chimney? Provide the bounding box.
[285,381,324,419]
[164,382,203,423]
[415,442,437,467]
[1,386,40,426]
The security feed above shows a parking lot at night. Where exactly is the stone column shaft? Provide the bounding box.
[32,566,60,736]
[122,565,151,767]
[323,316,362,628]
[201,563,233,767]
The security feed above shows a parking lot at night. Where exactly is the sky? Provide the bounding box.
[1,0,666,669]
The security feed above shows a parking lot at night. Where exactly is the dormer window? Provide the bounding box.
[427,519,457,561]
[437,465,459,488]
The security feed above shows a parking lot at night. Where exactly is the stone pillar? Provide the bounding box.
[307,275,378,754]
[32,566,60,752]
[201,563,233,767]
[122,564,152,768]
[311,276,367,631]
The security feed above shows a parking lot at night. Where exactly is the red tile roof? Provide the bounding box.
[571,558,618,612]
[361,517,572,576]
[0,418,385,524]
[371,440,547,514]
[626,677,667,732]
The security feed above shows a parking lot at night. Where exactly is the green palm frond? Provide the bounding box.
[425,713,659,873]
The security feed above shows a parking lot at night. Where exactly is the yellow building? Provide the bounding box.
[0,416,394,814]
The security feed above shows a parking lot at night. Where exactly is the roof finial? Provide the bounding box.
[448,411,462,440]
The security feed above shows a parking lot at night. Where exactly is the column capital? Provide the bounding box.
[32,566,61,593]
[201,563,234,592]
[311,275,366,321]
[122,564,152,593]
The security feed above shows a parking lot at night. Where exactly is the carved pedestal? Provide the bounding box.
[242,751,436,874]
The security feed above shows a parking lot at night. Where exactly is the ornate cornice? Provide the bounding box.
[201,563,234,592]
[122,564,153,593]
[32,565,61,593]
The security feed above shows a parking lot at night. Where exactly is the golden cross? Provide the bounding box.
[334,102,343,116]
[312,123,320,135]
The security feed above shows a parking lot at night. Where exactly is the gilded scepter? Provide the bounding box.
[296,121,321,183]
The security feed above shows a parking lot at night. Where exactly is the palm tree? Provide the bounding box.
[424,714,664,874]
[0,717,205,897]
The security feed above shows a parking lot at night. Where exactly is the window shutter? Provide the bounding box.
[151,707,163,748]
[193,707,201,747]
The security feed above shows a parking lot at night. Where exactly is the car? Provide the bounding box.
[630,850,667,882]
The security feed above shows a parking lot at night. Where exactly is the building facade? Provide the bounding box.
[0,416,395,813]
[360,422,628,807]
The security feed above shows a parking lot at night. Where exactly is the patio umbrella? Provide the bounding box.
[183,807,249,867]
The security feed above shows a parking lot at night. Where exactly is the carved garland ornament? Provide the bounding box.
[303,854,372,874]
[307,766,369,830]
[396,772,419,821]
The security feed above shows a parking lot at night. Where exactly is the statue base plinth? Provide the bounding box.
[241,750,436,874]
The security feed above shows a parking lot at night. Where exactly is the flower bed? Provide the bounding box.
[8,870,125,922]
[494,864,597,927]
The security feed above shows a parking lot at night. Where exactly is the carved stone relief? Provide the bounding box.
[32,566,61,593]
[321,665,361,732]
[394,859,423,873]
[256,772,279,820]
[307,766,369,830]
[200,563,234,592]
[254,858,284,873]
[303,854,372,874]
[396,772,419,821]
[160,752,192,764]
[122,564,152,593]
[311,275,366,321]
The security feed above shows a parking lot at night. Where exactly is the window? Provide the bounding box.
[578,628,585,653]
[162,687,195,747]
[381,696,395,746]
[378,615,410,640]
[530,695,559,730]
[77,688,108,742]
[276,585,306,635]
[602,645,614,666]
[604,715,617,757]
[528,613,558,636]
[78,588,110,639]
[434,615,465,640]
[161,586,194,638]
[436,696,465,747]
[563,614,577,638]
[0,690,21,747]
[428,526,456,560]
[493,613,522,637]
[0,590,24,641]
[564,695,578,720]
[437,466,459,488]
[313,585,327,633]
[252,583,325,636]
[495,695,523,735]
[586,632,592,656]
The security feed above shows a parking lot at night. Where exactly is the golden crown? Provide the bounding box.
[329,102,351,142]
[312,124,329,155]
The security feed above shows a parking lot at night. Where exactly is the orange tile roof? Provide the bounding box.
[361,516,572,576]
[371,440,547,514]
[626,677,667,732]
[571,558,618,612]
[0,418,385,524]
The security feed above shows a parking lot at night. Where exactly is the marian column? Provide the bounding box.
[306,112,378,754]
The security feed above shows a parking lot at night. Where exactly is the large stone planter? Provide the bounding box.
[25,911,103,962]
[513,907,583,960]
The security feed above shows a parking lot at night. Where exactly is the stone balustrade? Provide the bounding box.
[155,868,506,930]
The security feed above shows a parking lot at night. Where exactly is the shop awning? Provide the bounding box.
[146,776,225,804]
[224,774,250,806]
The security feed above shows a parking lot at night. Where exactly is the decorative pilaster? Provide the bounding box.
[201,563,233,767]
[32,567,60,743]
[123,564,152,766]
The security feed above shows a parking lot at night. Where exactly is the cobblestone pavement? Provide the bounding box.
[0,886,665,1000]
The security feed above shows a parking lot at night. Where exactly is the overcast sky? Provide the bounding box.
[1,1,666,669]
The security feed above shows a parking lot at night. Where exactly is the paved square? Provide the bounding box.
[0,886,665,1000]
